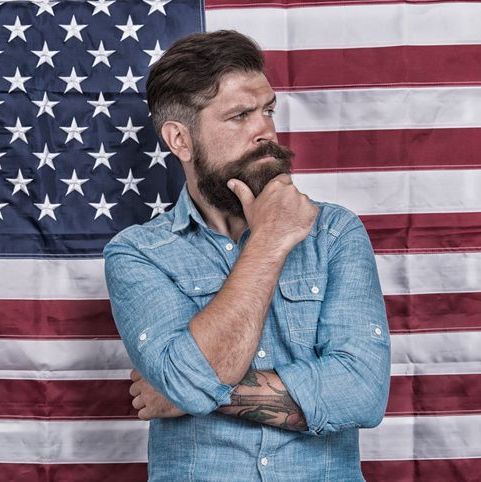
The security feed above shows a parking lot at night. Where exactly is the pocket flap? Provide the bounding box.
[279,274,327,301]
[176,276,226,296]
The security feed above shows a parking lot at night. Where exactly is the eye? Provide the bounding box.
[232,111,249,121]
[264,107,276,118]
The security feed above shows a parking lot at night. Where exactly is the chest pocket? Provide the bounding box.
[176,276,226,310]
[279,274,327,347]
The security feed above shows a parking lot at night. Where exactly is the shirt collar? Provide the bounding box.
[171,184,208,233]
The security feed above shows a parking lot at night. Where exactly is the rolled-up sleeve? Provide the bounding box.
[275,215,391,436]
[104,237,233,416]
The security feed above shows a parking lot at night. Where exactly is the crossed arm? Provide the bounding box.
[130,368,307,432]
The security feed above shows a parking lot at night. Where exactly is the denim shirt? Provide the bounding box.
[104,185,391,482]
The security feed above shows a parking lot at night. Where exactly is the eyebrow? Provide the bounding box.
[223,94,277,117]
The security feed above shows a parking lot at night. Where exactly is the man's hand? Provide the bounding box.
[228,173,319,256]
[129,370,186,420]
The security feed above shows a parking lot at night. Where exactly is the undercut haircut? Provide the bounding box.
[146,30,265,137]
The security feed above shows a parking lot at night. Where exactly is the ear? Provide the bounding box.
[161,121,193,163]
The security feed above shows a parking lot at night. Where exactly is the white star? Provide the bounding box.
[0,203,8,220]
[116,15,143,41]
[87,41,116,67]
[89,194,117,220]
[87,92,115,118]
[7,169,33,196]
[33,144,60,170]
[88,143,116,170]
[116,117,143,143]
[116,169,145,195]
[145,194,171,218]
[145,143,170,168]
[89,0,115,16]
[3,67,31,93]
[144,40,164,66]
[32,41,59,67]
[115,67,143,93]
[61,169,89,196]
[32,92,59,118]
[60,118,88,144]
[32,0,59,16]
[5,118,31,144]
[4,16,31,42]
[143,0,172,15]
[60,15,87,42]
[59,67,87,93]
[34,194,61,220]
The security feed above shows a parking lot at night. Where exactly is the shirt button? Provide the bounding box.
[374,327,382,336]
[257,350,266,358]
[139,333,147,341]
[225,243,234,251]
[260,457,269,466]
[311,286,319,294]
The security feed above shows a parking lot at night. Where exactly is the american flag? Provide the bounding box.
[1,0,480,481]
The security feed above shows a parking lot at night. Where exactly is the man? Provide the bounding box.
[104,30,390,481]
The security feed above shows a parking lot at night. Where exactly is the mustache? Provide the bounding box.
[233,141,294,169]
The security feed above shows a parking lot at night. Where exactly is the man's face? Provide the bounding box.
[191,71,293,217]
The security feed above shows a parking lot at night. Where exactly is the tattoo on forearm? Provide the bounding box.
[218,370,307,432]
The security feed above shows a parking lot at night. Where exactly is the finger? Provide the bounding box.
[129,381,141,397]
[132,395,145,410]
[138,407,152,421]
[227,179,255,208]
[130,369,141,382]
[271,173,293,185]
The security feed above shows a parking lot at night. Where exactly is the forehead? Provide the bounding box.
[208,71,275,112]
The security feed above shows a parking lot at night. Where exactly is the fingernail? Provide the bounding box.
[227,180,235,190]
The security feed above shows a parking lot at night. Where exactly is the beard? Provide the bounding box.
[193,140,294,218]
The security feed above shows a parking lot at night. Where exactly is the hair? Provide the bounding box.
[146,30,265,136]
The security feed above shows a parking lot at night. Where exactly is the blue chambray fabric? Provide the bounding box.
[104,185,391,482]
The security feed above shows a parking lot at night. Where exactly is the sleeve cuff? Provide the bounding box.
[165,328,234,414]
[275,358,328,436]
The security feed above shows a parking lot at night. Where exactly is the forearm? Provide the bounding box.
[217,369,307,432]
[190,234,287,385]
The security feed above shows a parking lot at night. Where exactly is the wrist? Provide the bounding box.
[246,230,290,262]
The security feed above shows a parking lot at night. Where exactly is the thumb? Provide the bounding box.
[227,179,255,209]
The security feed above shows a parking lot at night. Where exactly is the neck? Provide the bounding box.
[186,181,248,243]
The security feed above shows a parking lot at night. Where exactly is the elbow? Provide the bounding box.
[355,371,390,429]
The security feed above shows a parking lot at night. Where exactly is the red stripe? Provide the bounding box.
[264,46,481,91]
[2,375,480,419]
[279,129,481,173]
[1,461,480,482]
[385,292,481,334]
[0,300,118,339]
[0,463,147,482]
[0,380,136,419]
[362,458,481,482]
[387,374,481,416]
[361,212,481,254]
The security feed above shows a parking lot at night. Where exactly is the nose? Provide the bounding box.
[253,113,277,144]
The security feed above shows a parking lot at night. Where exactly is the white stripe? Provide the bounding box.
[293,169,481,215]
[390,332,481,376]
[1,415,480,463]
[1,339,132,376]
[0,419,148,463]
[2,250,481,298]
[360,414,481,460]
[206,3,481,50]
[2,332,480,379]
[376,252,481,296]
[274,88,481,132]
[0,257,107,300]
